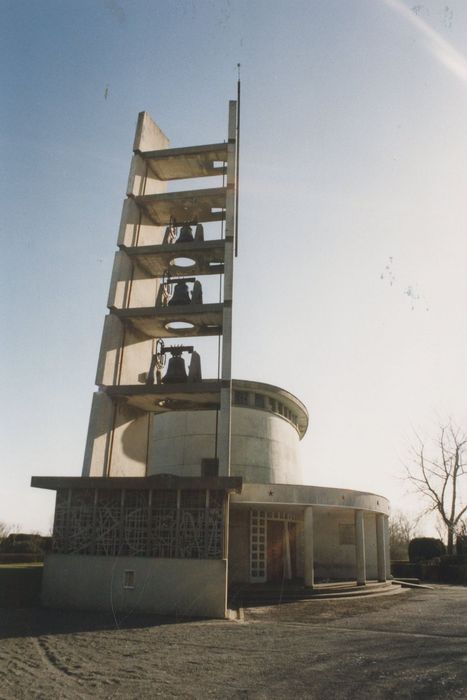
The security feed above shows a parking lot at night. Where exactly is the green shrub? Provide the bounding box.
[408,537,446,562]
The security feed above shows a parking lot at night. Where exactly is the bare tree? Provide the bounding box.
[389,511,417,560]
[406,423,467,555]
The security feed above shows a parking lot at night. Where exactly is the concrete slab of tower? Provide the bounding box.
[32,105,393,619]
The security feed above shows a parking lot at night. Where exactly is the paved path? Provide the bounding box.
[0,585,466,698]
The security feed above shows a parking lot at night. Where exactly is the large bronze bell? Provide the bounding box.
[168,281,191,306]
[176,223,194,243]
[162,355,188,383]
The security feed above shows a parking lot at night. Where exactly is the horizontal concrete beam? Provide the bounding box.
[31,474,243,492]
[105,381,222,413]
[110,303,223,338]
[133,187,226,226]
[232,482,390,515]
[121,239,225,278]
[138,142,228,180]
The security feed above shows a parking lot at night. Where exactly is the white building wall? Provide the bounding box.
[42,554,227,618]
[148,406,303,485]
[313,508,378,581]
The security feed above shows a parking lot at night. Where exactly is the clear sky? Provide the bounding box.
[2,0,467,534]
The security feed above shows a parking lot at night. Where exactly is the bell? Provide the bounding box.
[194,223,204,241]
[168,281,191,306]
[176,223,194,243]
[188,350,202,382]
[162,355,188,384]
[191,280,203,305]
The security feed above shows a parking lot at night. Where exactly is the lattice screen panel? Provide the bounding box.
[51,487,226,560]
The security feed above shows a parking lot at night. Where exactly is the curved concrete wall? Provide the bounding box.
[148,406,303,484]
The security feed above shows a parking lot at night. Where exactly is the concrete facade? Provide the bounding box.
[42,554,227,618]
[148,379,307,484]
[33,103,392,619]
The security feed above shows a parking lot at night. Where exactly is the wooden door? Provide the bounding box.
[288,522,297,579]
[267,520,284,581]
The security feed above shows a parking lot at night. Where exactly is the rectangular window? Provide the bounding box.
[254,393,265,408]
[234,390,249,406]
[338,524,355,545]
[250,510,267,583]
[123,570,135,589]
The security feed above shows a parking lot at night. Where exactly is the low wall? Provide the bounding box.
[392,560,467,585]
[42,554,227,618]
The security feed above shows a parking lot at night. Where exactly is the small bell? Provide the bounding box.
[194,224,204,242]
[188,350,202,382]
[176,224,194,243]
[162,355,188,383]
[168,281,191,306]
[191,280,203,305]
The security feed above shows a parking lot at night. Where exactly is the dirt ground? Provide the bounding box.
[1,584,466,699]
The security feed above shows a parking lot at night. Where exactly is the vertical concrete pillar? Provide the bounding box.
[284,521,292,580]
[304,507,314,588]
[384,514,391,580]
[376,513,387,582]
[355,510,366,586]
[218,100,237,477]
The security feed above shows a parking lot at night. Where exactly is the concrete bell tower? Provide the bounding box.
[83,104,238,479]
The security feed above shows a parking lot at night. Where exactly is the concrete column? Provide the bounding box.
[218,100,237,477]
[284,521,292,580]
[376,513,387,582]
[304,507,314,588]
[354,510,366,586]
[384,515,391,579]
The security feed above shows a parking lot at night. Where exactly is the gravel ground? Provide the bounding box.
[0,585,466,699]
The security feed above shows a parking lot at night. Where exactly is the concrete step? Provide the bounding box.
[229,580,400,606]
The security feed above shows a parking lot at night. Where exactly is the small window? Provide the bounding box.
[338,524,355,545]
[254,393,265,408]
[269,398,276,412]
[123,570,135,589]
[234,390,249,406]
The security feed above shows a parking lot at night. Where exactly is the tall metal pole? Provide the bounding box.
[235,64,241,258]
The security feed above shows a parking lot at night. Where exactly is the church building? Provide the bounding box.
[32,100,391,618]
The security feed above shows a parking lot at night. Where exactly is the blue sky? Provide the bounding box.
[2,0,467,534]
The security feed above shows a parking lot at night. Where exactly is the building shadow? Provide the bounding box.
[0,606,202,641]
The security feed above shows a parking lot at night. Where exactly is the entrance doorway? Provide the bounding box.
[267,520,297,582]
[249,510,302,584]
[267,520,284,581]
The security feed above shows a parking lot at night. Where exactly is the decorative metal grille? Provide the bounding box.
[206,491,224,559]
[67,490,94,554]
[52,490,70,553]
[122,490,149,556]
[150,490,177,558]
[51,487,225,560]
[250,509,267,582]
[95,490,121,556]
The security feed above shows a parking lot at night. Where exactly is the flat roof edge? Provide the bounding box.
[31,475,243,494]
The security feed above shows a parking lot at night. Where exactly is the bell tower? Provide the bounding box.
[83,103,238,479]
